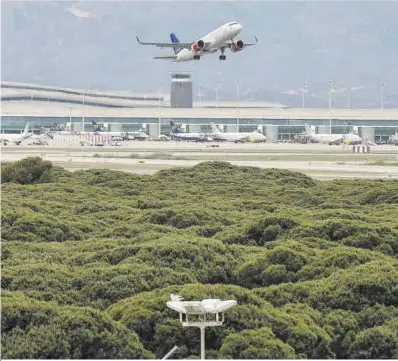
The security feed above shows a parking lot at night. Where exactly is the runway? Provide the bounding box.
[2,141,398,180]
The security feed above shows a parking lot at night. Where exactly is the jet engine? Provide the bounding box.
[231,40,244,52]
[191,40,205,52]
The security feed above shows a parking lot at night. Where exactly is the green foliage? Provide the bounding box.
[2,159,398,359]
[1,157,54,184]
[219,328,296,359]
[348,318,398,359]
[1,292,154,359]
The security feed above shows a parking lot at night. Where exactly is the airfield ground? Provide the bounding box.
[2,141,398,180]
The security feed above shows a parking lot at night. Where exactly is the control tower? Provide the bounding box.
[170,73,193,108]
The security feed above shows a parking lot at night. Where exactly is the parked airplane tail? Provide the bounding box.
[210,122,222,133]
[352,126,359,135]
[23,122,30,134]
[304,123,316,134]
[91,120,103,132]
[170,33,182,55]
[169,121,183,134]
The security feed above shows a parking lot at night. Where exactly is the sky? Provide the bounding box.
[1,1,398,106]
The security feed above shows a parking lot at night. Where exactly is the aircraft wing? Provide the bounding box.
[136,36,192,49]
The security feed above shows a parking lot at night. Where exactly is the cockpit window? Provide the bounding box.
[229,22,238,26]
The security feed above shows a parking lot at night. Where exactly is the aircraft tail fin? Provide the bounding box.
[170,33,182,54]
[169,121,182,134]
[352,126,359,135]
[304,123,315,134]
[22,122,30,134]
[210,122,222,133]
[91,120,103,132]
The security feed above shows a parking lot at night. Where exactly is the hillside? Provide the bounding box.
[2,2,398,107]
[1,158,398,359]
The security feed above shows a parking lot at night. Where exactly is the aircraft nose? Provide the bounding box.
[236,23,243,31]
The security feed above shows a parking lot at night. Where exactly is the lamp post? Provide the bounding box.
[235,81,240,132]
[82,88,85,132]
[158,90,162,137]
[380,81,385,109]
[302,82,308,108]
[167,295,237,360]
[216,72,222,108]
[215,83,219,108]
[328,80,333,133]
[243,88,251,102]
[347,87,351,109]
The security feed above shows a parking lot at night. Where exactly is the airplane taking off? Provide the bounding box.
[210,123,266,143]
[304,124,362,145]
[136,21,258,61]
[0,122,31,145]
[169,121,213,142]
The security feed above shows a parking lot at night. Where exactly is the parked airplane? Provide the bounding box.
[304,124,362,145]
[169,121,213,142]
[210,123,266,143]
[0,122,31,145]
[91,120,126,136]
[136,21,258,61]
[91,120,149,140]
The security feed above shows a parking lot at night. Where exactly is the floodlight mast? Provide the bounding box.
[166,295,237,360]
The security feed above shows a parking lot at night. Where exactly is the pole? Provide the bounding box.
[328,80,333,133]
[302,82,307,108]
[347,88,351,109]
[162,346,179,360]
[158,92,162,136]
[236,81,240,132]
[200,326,205,360]
[82,89,85,132]
[380,81,385,109]
[215,83,219,108]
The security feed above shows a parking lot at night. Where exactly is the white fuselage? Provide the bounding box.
[172,132,212,141]
[0,133,31,143]
[310,133,362,144]
[128,132,149,139]
[211,127,266,142]
[174,22,243,62]
[0,123,31,144]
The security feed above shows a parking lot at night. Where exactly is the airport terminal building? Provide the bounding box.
[2,81,398,143]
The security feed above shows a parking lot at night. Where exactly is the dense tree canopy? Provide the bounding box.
[1,158,398,359]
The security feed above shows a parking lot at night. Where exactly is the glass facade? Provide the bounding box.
[1,115,398,134]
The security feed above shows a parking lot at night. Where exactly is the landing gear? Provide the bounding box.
[193,55,201,60]
[219,47,227,60]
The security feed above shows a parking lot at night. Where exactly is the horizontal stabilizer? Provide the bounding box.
[153,56,176,60]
